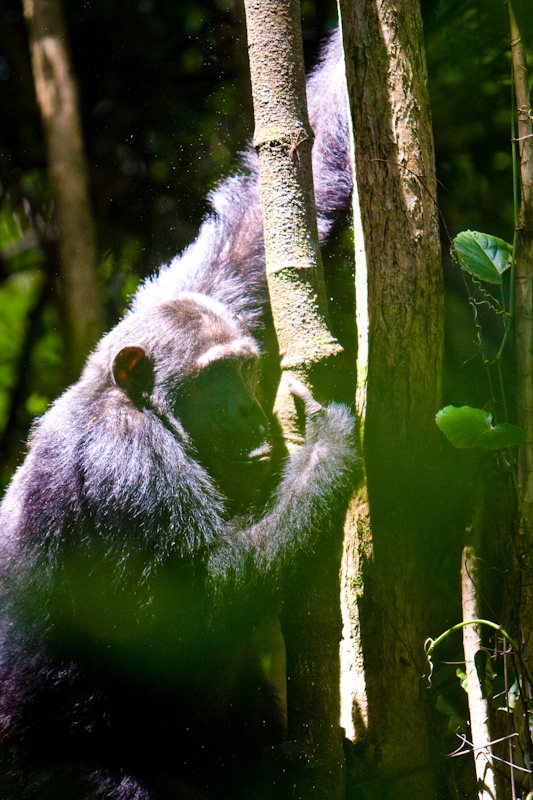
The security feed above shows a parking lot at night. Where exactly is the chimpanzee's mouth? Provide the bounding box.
[217,443,272,465]
[247,444,272,462]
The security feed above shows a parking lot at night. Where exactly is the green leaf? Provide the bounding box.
[453,230,512,284]
[507,679,520,711]
[436,405,526,450]
[456,667,468,692]
[435,692,468,734]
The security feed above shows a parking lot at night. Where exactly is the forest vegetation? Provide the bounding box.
[1,0,533,798]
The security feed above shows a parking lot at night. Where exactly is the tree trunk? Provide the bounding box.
[505,2,533,787]
[511,1,533,534]
[23,0,105,378]
[243,0,343,434]
[461,545,498,800]
[338,2,445,797]
[243,1,348,797]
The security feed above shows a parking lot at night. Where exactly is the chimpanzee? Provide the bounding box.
[0,294,357,799]
[0,28,355,800]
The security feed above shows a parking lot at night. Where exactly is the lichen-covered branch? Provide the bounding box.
[244,0,342,439]
[243,2,347,798]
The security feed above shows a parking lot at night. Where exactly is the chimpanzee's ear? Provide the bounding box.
[112,346,153,394]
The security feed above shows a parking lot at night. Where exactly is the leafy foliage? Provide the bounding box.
[436,230,516,450]
[453,230,512,284]
[436,405,525,450]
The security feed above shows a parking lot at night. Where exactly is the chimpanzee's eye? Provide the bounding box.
[240,359,257,385]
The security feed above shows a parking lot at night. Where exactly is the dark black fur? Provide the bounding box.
[0,30,354,800]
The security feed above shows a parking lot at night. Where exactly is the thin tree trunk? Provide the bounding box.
[243,0,343,434]
[243,1,348,797]
[461,545,498,800]
[23,0,105,377]
[507,2,533,786]
[338,1,444,797]
[340,135,371,743]
[511,1,533,533]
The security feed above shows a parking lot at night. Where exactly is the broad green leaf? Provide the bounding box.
[436,405,525,450]
[453,230,512,284]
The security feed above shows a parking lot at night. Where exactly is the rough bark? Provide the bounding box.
[23,0,105,377]
[511,1,533,534]
[243,1,347,797]
[507,2,533,786]
[338,1,444,797]
[244,0,342,439]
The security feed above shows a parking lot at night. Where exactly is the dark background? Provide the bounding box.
[0,0,528,486]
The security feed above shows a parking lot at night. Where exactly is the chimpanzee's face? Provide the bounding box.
[175,339,273,510]
[110,297,276,511]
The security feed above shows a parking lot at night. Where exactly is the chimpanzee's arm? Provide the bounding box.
[207,380,358,588]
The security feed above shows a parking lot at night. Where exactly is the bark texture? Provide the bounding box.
[511,4,533,533]
[23,0,105,377]
[243,1,348,797]
[244,0,342,437]
[338,2,444,797]
[507,2,533,783]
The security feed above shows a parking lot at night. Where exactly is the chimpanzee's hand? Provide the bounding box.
[287,377,323,418]
[288,376,358,473]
